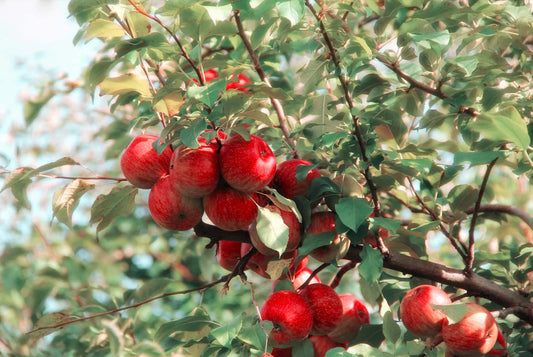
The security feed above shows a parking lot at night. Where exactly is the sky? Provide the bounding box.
[0,0,98,165]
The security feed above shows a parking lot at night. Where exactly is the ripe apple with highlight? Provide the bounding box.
[120,135,172,189]
[442,303,499,356]
[274,159,322,198]
[249,204,302,256]
[169,142,219,198]
[327,294,370,343]
[299,283,343,336]
[203,186,258,231]
[292,267,321,291]
[260,290,314,347]
[148,174,203,231]
[219,134,276,193]
[399,284,452,338]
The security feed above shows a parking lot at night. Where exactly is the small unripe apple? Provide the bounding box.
[327,294,370,344]
[249,204,302,256]
[442,303,499,356]
[120,135,172,189]
[299,283,343,336]
[216,240,243,272]
[399,284,452,338]
[309,335,347,357]
[219,134,276,193]
[203,186,258,231]
[260,290,314,347]
[169,142,219,198]
[306,211,350,262]
[148,174,204,231]
[274,159,322,198]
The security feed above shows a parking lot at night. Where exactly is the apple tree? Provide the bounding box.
[1,0,533,356]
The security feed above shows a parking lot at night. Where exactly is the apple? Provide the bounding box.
[216,240,243,272]
[309,335,347,357]
[299,283,343,336]
[148,174,204,231]
[249,204,302,256]
[120,134,173,189]
[169,142,219,198]
[260,290,314,347]
[219,134,276,193]
[203,186,258,231]
[292,267,321,291]
[442,303,499,356]
[226,73,251,91]
[306,211,350,263]
[327,294,370,344]
[274,159,322,198]
[270,347,292,357]
[241,243,298,280]
[399,284,452,338]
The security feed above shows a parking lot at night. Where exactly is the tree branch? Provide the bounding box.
[193,222,533,325]
[233,10,297,156]
[26,276,228,336]
[465,158,498,274]
[464,204,533,229]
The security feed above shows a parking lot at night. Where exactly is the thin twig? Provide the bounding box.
[465,158,498,274]
[464,204,533,229]
[233,10,297,156]
[304,0,381,218]
[295,263,329,291]
[26,276,228,335]
[329,260,357,289]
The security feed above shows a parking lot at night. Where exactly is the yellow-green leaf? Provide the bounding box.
[85,19,126,42]
[99,74,151,97]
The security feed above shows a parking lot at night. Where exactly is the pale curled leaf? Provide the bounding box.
[52,179,95,228]
[255,206,290,256]
[28,312,77,341]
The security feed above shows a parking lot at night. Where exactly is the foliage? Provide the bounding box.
[1,0,533,356]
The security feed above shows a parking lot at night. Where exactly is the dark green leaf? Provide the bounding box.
[335,197,373,233]
[358,244,383,283]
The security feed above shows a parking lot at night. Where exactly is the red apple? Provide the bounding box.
[120,135,172,189]
[274,159,322,198]
[306,211,350,263]
[216,240,243,272]
[292,267,321,291]
[309,335,347,357]
[148,174,203,231]
[399,284,452,338]
[169,142,219,198]
[270,347,292,357]
[299,283,343,336]
[442,303,499,356]
[219,134,276,193]
[193,69,219,84]
[260,290,314,347]
[249,204,302,256]
[226,73,251,91]
[327,294,370,344]
[203,186,258,231]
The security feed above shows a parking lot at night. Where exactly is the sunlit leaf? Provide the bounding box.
[51,179,95,228]
[99,74,151,97]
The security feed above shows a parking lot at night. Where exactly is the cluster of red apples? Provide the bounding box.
[399,285,506,356]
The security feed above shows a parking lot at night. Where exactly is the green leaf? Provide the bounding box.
[89,185,138,239]
[432,303,467,324]
[155,313,219,344]
[126,11,151,38]
[299,231,336,256]
[132,278,173,303]
[292,339,314,356]
[51,179,95,228]
[23,89,57,126]
[382,311,401,344]
[370,217,401,233]
[448,185,479,212]
[187,80,227,107]
[358,244,383,283]
[468,106,529,150]
[204,4,232,23]
[99,74,151,97]
[210,314,242,348]
[454,151,506,165]
[181,118,208,149]
[350,324,386,348]
[255,206,290,256]
[276,0,304,26]
[85,19,126,42]
[68,0,118,24]
[114,33,175,58]
[28,312,77,341]
[335,197,373,233]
